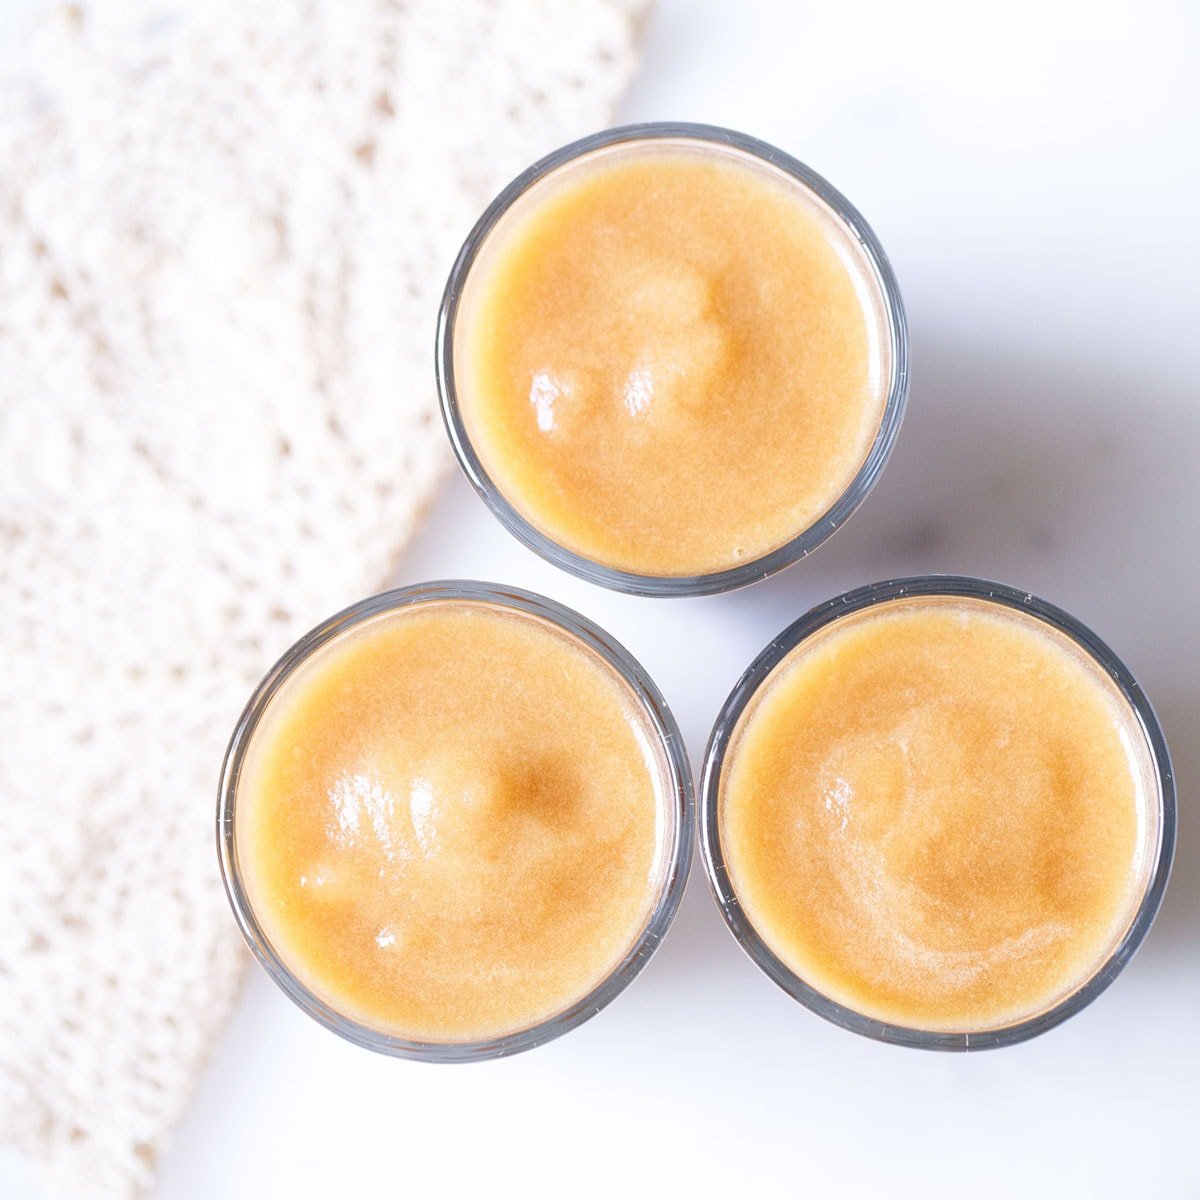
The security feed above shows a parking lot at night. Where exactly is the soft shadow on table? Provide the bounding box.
[641,857,746,990]
[723,336,1190,627]
[1138,688,1197,962]
[655,330,1198,987]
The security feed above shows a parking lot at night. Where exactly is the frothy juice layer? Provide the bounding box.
[454,140,888,577]
[720,599,1153,1032]
[235,600,668,1043]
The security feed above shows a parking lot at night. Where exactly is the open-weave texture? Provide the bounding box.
[0,1,646,1194]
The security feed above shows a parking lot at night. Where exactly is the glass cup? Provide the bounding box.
[218,580,694,1061]
[699,576,1175,1049]
[437,121,909,597]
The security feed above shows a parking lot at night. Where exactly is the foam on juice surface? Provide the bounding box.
[236,601,667,1042]
[456,144,887,576]
[720,600,1153,1032]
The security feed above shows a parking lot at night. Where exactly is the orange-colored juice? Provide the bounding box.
[454,142,889,577]
[234,600,668,1042]
[720,600,1153,1031]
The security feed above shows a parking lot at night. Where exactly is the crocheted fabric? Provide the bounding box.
[0,1,646,1194]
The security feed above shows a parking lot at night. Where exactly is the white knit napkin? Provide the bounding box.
[0,2,647,1194]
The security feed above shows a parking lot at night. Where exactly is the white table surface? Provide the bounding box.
[4,1,1199,1196]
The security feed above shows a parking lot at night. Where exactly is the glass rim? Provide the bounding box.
[435,121,910,598]
[217,579,695,1062]
[698,574,1176,1050]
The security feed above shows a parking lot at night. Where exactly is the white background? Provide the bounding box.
[4,1,1199,1196]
